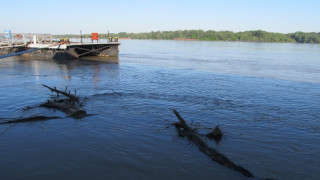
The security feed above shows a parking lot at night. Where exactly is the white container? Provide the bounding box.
[33,35,37,44]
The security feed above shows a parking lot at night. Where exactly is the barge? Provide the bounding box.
[0,33,120,59]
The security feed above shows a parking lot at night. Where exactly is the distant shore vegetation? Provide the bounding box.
[56,30,320,43]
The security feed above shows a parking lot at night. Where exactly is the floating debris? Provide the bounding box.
[205,125,223,143]
[0,116,60,124]
[172,109,255,178]
[41,84,88,118]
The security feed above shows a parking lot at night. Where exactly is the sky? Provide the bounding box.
[0,0,319,34]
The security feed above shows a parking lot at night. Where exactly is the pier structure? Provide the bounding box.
[0,33,53,48]
[0,33,120,59]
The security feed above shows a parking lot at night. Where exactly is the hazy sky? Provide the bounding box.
[1,0,319,34]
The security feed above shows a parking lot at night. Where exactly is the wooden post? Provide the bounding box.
[80,30,82,44]
[108,30,110,42]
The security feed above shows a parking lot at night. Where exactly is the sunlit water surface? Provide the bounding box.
[0,40,319,180]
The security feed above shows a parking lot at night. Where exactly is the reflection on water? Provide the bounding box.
[81,56,119,63]
[0,40,319,180]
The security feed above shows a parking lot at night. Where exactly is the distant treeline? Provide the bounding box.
[55,30,320,43]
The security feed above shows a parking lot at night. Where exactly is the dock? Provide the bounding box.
[0,33,120,59]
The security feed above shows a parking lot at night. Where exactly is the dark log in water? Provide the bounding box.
[42,84,78,101]
[172,109,255,178]
[41,100,87,119]
[0,116,60,124]
[41,84,88,118]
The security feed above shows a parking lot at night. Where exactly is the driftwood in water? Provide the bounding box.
[172,109,255,178]
[42,84,78,101]
[41,99,87,118]
[205,125,223,143]
[41,85,88,118]
[0,116,60,124]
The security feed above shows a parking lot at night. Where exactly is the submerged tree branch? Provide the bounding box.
[0,116,61,124]
[172,109,255,178]
[42,84,78,101]
[41,100,87,118]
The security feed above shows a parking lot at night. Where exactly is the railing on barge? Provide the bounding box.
[0,33,53,48]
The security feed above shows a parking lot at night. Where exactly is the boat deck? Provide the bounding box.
[27,42,120,49]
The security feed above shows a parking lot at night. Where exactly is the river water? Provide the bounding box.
[0,40,319,180]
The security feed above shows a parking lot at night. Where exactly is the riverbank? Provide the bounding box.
[54,30,320,44]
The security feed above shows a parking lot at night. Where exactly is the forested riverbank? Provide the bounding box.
[56,30,320,43]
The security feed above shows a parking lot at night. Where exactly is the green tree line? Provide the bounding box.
[55,30,320,43]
